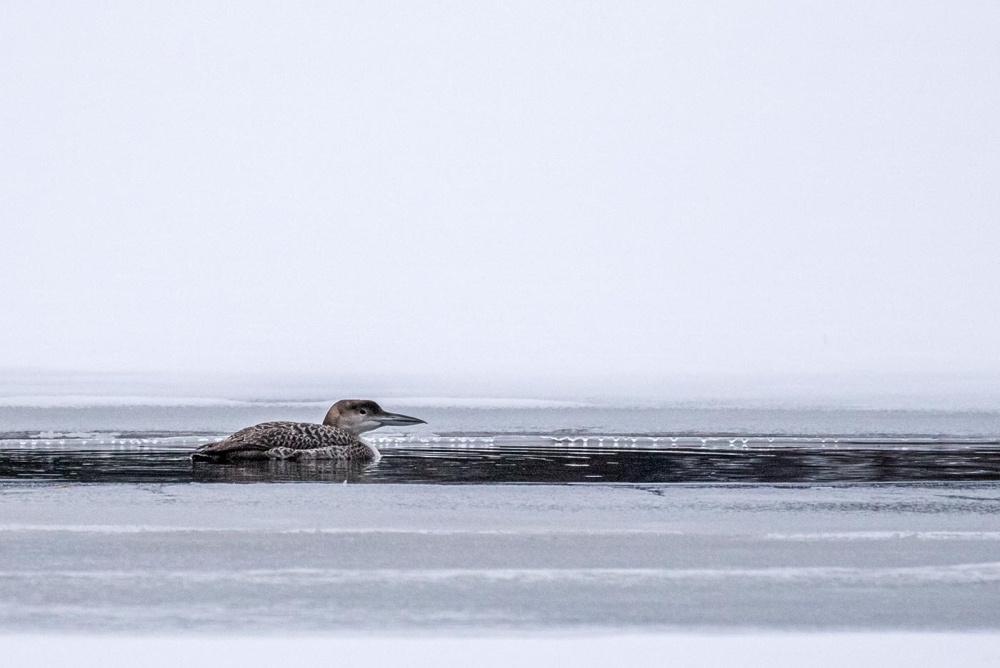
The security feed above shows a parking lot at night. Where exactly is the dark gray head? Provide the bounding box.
[323,399,425,435]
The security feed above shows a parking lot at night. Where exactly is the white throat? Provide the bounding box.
[360,435,381,463]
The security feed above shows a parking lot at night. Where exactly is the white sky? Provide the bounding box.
[2,2,999,387]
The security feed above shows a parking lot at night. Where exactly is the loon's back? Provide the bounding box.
[191,421,375,461]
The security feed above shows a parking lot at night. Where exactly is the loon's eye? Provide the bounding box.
[359,409,367,415]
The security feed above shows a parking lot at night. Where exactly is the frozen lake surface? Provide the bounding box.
[2,483,1000,632]
[1,401,999,634]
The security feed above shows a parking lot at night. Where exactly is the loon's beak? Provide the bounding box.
[376,411,426,427]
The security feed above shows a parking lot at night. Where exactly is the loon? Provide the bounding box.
[190,399,425,462]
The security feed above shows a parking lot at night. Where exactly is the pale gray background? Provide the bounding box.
[2,2,998,399]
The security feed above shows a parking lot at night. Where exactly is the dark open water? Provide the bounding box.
[3,444,1000,484]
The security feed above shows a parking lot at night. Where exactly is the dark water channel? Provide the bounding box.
[2,437,1000,484]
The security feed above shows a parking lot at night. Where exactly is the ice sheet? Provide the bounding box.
[2,482,999,633]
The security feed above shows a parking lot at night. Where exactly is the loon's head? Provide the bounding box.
[323,399,425,435]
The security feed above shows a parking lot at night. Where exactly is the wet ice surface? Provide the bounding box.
[2,483,1000,632]
[2,403,1000,632]
[5,402,1000,436]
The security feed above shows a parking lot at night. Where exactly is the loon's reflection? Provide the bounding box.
[191,457,379,483]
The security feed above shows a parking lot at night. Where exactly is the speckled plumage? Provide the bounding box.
[192,421,376,461]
